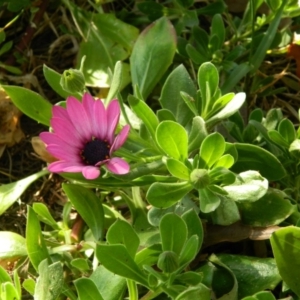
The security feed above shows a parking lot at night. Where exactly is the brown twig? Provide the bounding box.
[203,222,281,248]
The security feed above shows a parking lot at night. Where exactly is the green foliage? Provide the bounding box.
[0,232,27,260]
[3,1,300,298]
[1,86,52,126]
[271,227,300,298]
[130,17,177,100]
[0,170,48,215]
[34,259,64,300]
[62,183,104,241]
[26,207,49,271]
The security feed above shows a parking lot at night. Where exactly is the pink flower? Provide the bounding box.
[40,93,130,180]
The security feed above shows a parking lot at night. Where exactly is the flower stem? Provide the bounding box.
[127,279,138,300]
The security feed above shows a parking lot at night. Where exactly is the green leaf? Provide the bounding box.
[176,284,211,300]
[26,207,49,271]
[175,271,203,286]
[213,154,234,169]
[0,63,22,75]
[13,270,21,299]
[265,0,281,11]
[208,167,236,185]
[137,2,163,21]
[182,209,203,251]
[23,278,35,295]
[160,213,188,255]
[218,254,281,299]
[175,0,194,8]
[62,183,104,241]
[244,291,276,300]
[89,265,126,300]
[128,95,159,139]
[0,170,48,216]
[289,139,300,154]
[268,130,290,148]
[147,197,199,227]
[166,158,190,180]
[147,182,193,208]
[208,34,221,54]
[34,259,63,300]
[206,92,246,128]
[223,171,268,202]
[131,17,176,99]
[265,108,283,130]
[156,121,188,160]
[231,143,286,181]
[239,189,296,226]
[1,85,52,126]
[188,116,208,153]
[157,109,176,122]
[0,41,13,56]
[198,62,219,114]
[70,7,139,87]
[120,187,150,232]
[210,93,235,117]
[96,244,148,287]
[135,243,161,267]
[198,187,221,213]
[186,44,208,65]
[32,203,60,230]
[74,278,104,300]
[71,258,91,272]
[207,254,238,300]
[211,197,240,225]
[43,64,81,99]
[107,219,140,258]
[0,266,11,284]
[211,14,225,50]
[178,235,199,268]
[271,226,300,298]
[160,64,197,127]
[180,91,198,117]
[1,282,19,300]
[0,232,27,259]
[278,118,296,144]
[106,61,124,103]
[199,132,225,168]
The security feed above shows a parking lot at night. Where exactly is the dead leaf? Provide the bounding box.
[31,136,57,163]
[0,88,24,157]
[287,43,300,78]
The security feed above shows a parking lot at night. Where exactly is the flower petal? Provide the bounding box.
[82,93,94,122]
[106,99,120,143]
[52,105,69,120]
[51,117,82,143]
[48,161,84,173]
[93,99,107,140]
[106,157,129,174]
[66,96,92,140]
[40,132,80,149]
[110,125,130,153]
[46,145,80,162]
[82,166,101,179]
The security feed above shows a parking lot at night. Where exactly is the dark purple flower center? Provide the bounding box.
[80,138,110,165]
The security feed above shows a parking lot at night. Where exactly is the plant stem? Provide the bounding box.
[127,279,138,300]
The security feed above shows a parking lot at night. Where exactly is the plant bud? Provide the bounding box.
[157,251,179,273]
[190,169,210,189]
[60,68,85,94]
